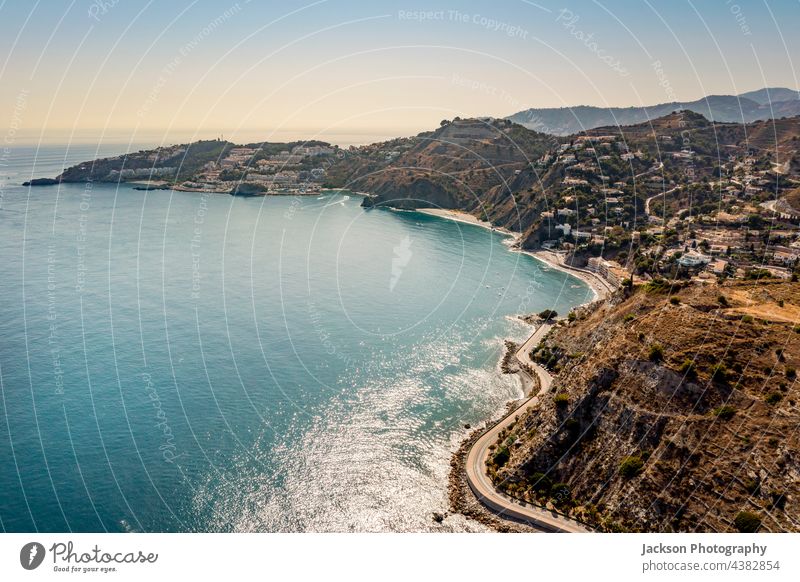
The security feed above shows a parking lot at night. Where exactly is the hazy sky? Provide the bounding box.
[1,0,798,145]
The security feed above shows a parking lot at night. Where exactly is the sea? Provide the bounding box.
[0,144,591,532]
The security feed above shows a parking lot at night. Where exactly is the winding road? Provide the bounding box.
[464,323,591,533]
[644,185,682,220]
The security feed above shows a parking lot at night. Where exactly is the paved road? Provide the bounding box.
[464,323,590,533]
[644,185,681,219]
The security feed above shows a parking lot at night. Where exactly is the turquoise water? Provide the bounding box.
[0,145,591,532]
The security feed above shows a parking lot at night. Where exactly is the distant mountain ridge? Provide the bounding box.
[507,87,800,135]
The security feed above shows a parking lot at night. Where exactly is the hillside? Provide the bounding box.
[328,112,800,252]
[25,139,336,186]
[507,87,800,135]
[324,118,557,230]
[487,280,800,532]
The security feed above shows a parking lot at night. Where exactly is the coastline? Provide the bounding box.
[416,208,612,301]
[419,206,609,531]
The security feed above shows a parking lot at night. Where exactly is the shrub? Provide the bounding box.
[669,296,680,305]
[712,405,736,420]
[745,268,771,281]
[492,446,510,467]
[717,295,729,307]
[733,511,761,533]
[623,313,635,323]
[679,359,697,380]
[644,278,671,294]
[567,311,577,322]
[765,392,783,405]
[619,456,644,478]
[741,315,754,324]
[529,472,552,493]
[711,363,729,384]
[538,309,558,320]
[648,343,664,362]
[786,367,796,380]
[553,393,570,406]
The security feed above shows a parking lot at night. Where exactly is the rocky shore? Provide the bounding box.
[448,401,538,533]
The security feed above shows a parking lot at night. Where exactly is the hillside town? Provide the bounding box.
[528,116,800,288]
[175,143,336,195]
[31,113,800,288]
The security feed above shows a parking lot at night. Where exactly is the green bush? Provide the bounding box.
[529,472,552,492]
[619,456,644,478]
[644,278,671,294]
[648,343,664,363]
[741,315,754,324]
[786,367,797,380]
[669,296,680,305]
[492,446,510,467]
[679,359,697,380]
[744,268,772,281]
[712,405,736,420]
[623,313,636,323]
[717,295,729,307]
[538,309,558,320]
[711,363,729,384]
[733,511,761,533]
[765,392,783,405]
[553,393,570,406]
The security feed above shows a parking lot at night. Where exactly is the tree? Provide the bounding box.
[538,309,558,320]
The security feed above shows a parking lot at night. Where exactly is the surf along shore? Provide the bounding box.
[416,207,613,532]
[417,208,614,301]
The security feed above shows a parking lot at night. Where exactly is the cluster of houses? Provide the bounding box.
[532,131,800,285]
[181,144,335,194]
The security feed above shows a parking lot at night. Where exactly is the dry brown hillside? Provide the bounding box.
[489,279,800,532]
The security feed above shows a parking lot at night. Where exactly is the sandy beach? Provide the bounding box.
[417,208,614,301]
[416,208,514,236]
[526,249,614,301]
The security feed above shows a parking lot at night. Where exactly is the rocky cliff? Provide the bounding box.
[489,280,800,532]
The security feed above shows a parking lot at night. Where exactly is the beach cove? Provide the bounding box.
[0,151,592,532]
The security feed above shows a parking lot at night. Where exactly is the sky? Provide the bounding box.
[1,0,799,145]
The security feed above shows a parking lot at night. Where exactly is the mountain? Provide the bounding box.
[739,87,800,105]
[330,111,800,252]
[507,88,800,135]
[327,117,558,218]
[490,279,800,532]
